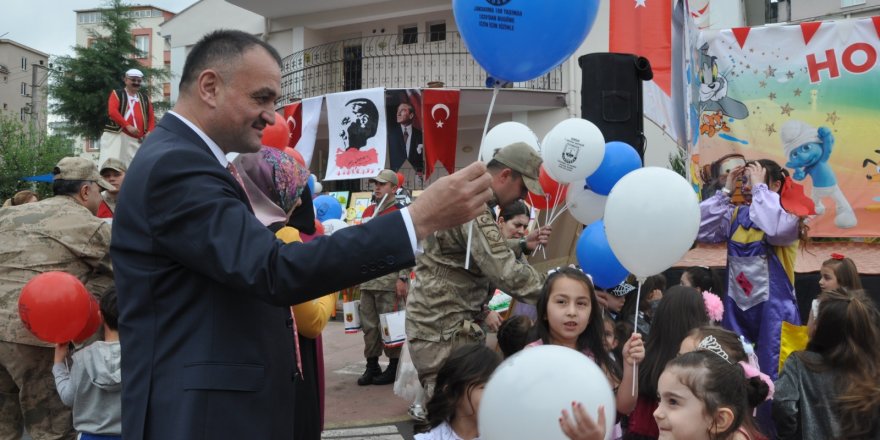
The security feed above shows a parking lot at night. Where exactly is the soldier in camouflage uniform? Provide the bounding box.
[0,157,115,440]
[405,142,552,397]
[357,170,411,386]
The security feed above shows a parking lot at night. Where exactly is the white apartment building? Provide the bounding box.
[0,39,49,132]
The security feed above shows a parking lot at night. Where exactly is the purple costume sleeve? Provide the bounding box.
[748,184,799,246]
[697,191,734,243]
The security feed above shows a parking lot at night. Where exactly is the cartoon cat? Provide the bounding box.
[698,43,749,120]
[782,120,857,228]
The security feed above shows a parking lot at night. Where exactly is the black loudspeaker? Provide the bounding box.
[578,53,653,161]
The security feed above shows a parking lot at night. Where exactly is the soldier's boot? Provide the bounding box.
[371,357,399,385]
[357,357,381,386]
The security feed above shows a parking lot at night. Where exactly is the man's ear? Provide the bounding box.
[197,69,222,108]
[498,168,513,181]
[79,182,92,202]
[710,407,735,435]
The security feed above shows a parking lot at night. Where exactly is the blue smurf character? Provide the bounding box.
[781,120,857,228]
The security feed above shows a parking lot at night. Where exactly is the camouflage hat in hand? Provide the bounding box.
[53,157,115,191]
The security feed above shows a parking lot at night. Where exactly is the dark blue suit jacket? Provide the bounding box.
[388,123,424,173]
[111,114,414,439]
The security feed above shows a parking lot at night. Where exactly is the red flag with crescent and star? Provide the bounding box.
[421,89,459,179]
[284,102,303,148]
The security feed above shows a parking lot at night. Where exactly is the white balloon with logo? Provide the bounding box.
[541,118,605,184]
[478,122,540,162]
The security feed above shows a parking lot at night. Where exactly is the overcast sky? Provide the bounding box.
[1,0,197,58]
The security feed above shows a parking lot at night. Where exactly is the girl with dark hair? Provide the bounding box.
[654,350,770,440]
[415,344,501,440]
[807,254,863,332]
[697,159,812,382]
[774,289,880,440]
[533,267,644,415]
[625,285,710,439]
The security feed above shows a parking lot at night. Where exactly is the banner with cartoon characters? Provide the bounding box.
[688,17,880,237]
[324,88,388,181]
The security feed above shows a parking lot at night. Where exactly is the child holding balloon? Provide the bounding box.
[532,267,645,415]
[53,288,122,440]
[697,159,812,381]
[626,285,710,439]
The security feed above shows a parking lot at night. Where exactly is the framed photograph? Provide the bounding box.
[328,191,350,209]
[348,191,373,223]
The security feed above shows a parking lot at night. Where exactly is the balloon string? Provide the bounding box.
[632,277,645,396]
[466,84,501,270]
[372,194,387,219]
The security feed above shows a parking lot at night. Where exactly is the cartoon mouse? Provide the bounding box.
[698,43,749,120]
[781,120,857,228]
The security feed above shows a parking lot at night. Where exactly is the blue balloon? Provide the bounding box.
[586,141,642,196]
[453,0,599,82]
[313,195,343,222]
[575,220,629,290]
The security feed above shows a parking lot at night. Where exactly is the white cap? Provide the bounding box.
[780,120,820,159]
[125,68,144,78]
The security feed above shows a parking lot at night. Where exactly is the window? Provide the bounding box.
[78,12,103,24]
[20,82,27,96]
[428,22,446,42]
[135,35,149,58]
[20,108,27,122]
[21,57,27,70]
[841,0,866,6]
[400,26,418,45]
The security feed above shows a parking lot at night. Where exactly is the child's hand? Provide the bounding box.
[54,343,69,364]
[622,333,645,365]
[746,162,767,188]
[560,402,606,440]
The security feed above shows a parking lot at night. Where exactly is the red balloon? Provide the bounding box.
[18,272,92,343]
[262,112,290,150]
[283,147,306,167]
[73,295,103,343]
[528,165,567,210]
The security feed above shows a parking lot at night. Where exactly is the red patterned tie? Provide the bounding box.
[226,162,248,196]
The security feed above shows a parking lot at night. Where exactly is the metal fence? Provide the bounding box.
[278,31,563,104]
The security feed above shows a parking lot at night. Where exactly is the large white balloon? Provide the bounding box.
[566,182,607,225]
[604,167,700,278]
[541,118,605,184]
[480,345,615,440]
[479,122,540,162]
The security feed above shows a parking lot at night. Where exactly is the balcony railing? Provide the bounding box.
[279,31,563,104]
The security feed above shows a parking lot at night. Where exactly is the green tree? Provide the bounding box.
[50,0,169,140]
[0,112,75,201]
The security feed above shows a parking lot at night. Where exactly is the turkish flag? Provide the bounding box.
[283,102,302,148]
[610,0,673,96]
[421,89,459,179]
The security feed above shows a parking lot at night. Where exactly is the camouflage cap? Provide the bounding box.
[369,169,399,186]
[53,157,115,191]
[492,142,543,195]
[100,158,127,173]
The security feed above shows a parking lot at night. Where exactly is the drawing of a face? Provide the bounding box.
[339,98,379,149]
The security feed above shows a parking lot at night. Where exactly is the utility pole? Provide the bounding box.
[29,63,49,139]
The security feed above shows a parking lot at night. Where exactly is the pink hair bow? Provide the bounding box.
[738,361,774,401]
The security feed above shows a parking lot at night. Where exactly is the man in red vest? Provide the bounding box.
[99,68,155,167]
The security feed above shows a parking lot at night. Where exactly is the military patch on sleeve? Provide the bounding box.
[476,212,507,254]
